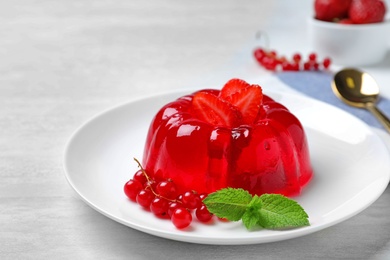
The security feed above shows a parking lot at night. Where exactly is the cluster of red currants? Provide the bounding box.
[253,48,331,72]
[124,161,213,229]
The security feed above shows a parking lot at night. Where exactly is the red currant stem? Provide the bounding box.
[133,157,152,183]
[255,30,270,51]
[146,185,179,203]
[133,157,182,204]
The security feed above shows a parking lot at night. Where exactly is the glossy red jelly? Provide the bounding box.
[142,89,313,197]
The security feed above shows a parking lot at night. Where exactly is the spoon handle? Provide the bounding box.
[366,104,390,133]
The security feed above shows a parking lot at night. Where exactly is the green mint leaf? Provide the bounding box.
[203,188,252,221]
[257,194,310,229]
[241,195,262,230]
[203,188,310,231]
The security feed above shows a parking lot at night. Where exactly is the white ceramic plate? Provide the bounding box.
[63,90,390,245]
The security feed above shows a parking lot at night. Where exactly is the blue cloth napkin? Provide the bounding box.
[275,71,390,131]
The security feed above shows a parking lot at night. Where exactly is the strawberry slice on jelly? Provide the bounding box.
[219,78,250,100]
[226,85,263,124]
[192,91,240,127]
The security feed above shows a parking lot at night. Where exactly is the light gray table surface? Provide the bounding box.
[2,1,390,259]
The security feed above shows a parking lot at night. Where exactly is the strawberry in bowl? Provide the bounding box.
[310,0,389,65]
[348,0,387,24]
[315,0,352,22]
[314,0,386,24]
[142,79,313,197]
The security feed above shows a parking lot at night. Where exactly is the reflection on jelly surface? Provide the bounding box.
[143,90,313,196]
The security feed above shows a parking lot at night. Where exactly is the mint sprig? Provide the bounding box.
[203,188,309,230]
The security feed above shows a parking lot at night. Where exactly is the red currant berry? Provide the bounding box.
[181,191,201,210]
[168,202,182,218]
[267,59,278,71]
[253,48,266,61]
[292,53,301,63]
[303,62,311,71]
[171,208,192,229]
[308,53,317,61]
[260,56,271,67]
[136,189,154,209]
[262,56,277,71]
[133,170,147,185]
[124,179,143,201]
[195,204,213,222]
[156,180,177,200]
[150,197,170,219]
[291,62,300,71]
[282,62,293,71]
[323,57,331,69]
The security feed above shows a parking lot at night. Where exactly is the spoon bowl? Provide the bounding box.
[332,68,390,133]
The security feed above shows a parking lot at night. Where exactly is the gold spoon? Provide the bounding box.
[332,68,390,133]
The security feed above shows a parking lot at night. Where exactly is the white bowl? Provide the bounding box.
[308,18,390,66]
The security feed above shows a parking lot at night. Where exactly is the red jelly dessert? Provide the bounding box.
[142,79,313,197]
